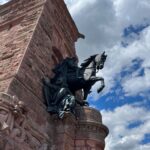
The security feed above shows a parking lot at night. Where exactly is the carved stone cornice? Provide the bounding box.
[0,92,49,150]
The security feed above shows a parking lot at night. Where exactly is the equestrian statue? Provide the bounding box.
[43,52,107,118]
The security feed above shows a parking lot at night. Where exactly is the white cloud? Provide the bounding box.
[65,0,121,61]
[65,0,97,16]
[102,104,150,150]
[101,26,150,96]
[122,68,150,96]
[0,0,10,5]
[113,0,150,26]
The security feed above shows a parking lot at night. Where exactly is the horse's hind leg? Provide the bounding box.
[82,87,91,106]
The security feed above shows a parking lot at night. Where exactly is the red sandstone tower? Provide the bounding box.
[0,0,108,149]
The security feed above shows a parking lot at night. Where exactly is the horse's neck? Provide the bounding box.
[83,62,95,80]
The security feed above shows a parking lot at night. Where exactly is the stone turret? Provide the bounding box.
[0,0,108,149]
[75,107,108,150]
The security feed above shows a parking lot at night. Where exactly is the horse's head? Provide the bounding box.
[95,51,107,70]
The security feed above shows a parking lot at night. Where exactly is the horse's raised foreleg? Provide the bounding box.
[97,77,105,93]
[87,76,105,93]
[90,76,104,81]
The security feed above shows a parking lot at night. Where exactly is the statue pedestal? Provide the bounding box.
[75,106,109,150]
[52,113,77,150]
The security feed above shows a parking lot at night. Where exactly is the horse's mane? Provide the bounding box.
[80,54,98,68]
[53,57,77,73]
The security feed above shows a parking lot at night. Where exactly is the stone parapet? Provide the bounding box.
[75,106,109,150]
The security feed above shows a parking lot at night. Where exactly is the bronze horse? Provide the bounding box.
[52,52,107,103]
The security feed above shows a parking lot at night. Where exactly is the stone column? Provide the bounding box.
[75,106,109,150]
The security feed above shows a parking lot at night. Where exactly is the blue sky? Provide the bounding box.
[64,0,150,150]
[1,0,150,150]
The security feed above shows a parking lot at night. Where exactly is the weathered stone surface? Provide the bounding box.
[0,0,45,92]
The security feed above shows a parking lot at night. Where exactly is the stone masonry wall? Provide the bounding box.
[0,0,46,93]
[6,0,80,143]
[0,0,81,149]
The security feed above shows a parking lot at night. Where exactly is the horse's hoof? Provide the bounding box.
[97,86,104,93]
[83,101,89,106]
